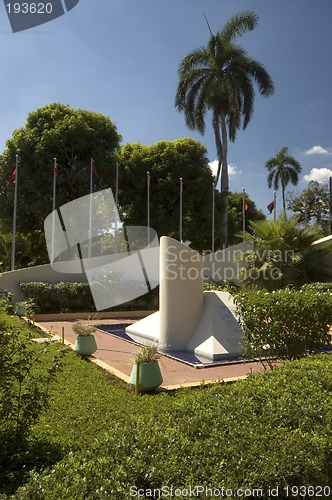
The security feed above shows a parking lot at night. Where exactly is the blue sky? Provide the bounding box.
[1,0,332,216]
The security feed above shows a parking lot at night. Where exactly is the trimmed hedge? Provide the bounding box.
[8,354,332,498]
[20,281,159,313]
[235,288,332,365]
[301,282,332,293]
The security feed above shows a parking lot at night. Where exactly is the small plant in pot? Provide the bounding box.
[72,318,98,356]
[129,342,163,393]
[14,299,36,318]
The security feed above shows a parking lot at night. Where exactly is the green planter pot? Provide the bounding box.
[129,361,163,392]
[73,335,97,356]
[14,305,27,316]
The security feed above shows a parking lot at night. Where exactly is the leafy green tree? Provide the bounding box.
[0,229,37,271]
[265,146,301,215]
[239,215,332,290]
[175,10,274,248]
[117,138,215,251]
[227,191,265,245]
[0,103,121,266]
[287,180,330,232]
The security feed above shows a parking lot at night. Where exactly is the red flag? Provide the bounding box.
[53,162,59,175]
[11,169,16,185]
[267,200,275,213]
[92,164,100,180]
[245,202,249,211]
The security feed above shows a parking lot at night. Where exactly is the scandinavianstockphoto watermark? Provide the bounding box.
[3,0,79,33]
[165,244,295,283]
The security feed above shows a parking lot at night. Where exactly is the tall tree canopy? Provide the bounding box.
[175,10,274,248]
[287,181,330,233]
[0,103,121,266]
[265,146,301,216]
[117,138,215,252]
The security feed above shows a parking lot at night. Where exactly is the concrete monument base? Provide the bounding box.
[126,236,244,362]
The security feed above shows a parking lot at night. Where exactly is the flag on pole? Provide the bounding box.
[267,200,275,213]
[329,176,332,234]
[179,177,183,242]
[115,162,119,203]
[92,163,100,182]
[211,182,215,253]
[51,158,58,263]
[147,171,151,245]
[88,158,94,258]
[242,188,247,241]
[114,162,119,253]
[11,155,19,270]
[52,158,58,211]
[53,160,59,176]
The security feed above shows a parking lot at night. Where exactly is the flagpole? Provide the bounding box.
[51,158,57,263]
[242,188,246,242]
[147,171,150,246]
[211,182,215,253]
[11,154,19,271]
[179,177,183,243]
[329,176,332,235]
[88,157,93,258]
[115,162,119,208]
[114,162,119,253]
[274,191,277,222]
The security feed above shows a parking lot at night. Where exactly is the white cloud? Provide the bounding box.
[208,160,241,178]
[229,163,241,177]
[304,168,332,183]
[304,145,332,155]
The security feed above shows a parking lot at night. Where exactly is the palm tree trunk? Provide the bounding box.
[220,113,229,248]
[213,112,223,187]
[282,185,286,217]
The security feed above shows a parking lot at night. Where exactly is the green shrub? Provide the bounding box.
[301,282,332,293]
[203,280,240,295]
[0,310,66,492]
[20,281,159,313]
[20,282,94,313]
[234,288,332,365]
[10,355,332,498]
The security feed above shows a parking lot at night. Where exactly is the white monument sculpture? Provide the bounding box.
[126,236,244,361]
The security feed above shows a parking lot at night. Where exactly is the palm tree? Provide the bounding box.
[175,10,274,248]
[265,147,302,216]
[239,215,332,290]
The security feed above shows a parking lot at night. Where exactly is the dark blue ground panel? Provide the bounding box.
[96,323,245,367]
[96,323,332,368]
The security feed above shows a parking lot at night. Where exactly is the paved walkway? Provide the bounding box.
[35,316,269,390]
